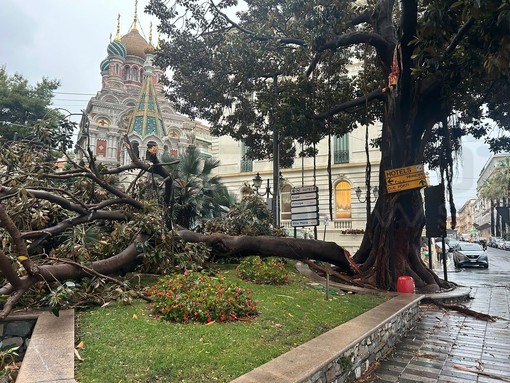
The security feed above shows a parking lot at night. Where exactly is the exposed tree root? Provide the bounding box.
[453,364,510,381]
[422,298,500,322]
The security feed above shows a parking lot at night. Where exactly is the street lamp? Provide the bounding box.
[355,185,379,203]
[252,172,285,197]
[252,172,285,227]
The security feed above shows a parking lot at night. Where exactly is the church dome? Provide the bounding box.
[144,44,156,55]
[121,29,149,58]
[100,57,110,72]
[107,40,127,58]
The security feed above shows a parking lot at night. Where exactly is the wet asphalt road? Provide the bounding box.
[439,247,510,288]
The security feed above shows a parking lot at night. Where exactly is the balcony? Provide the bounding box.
[334,150,349,164]
[240,160,253,173]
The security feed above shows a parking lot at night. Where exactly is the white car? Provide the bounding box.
[453,242,488,268]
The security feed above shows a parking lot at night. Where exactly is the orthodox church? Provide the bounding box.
[75,7,211,167]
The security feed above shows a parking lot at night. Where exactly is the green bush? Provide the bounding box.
[236,256,289,285]
[145,271,258,323]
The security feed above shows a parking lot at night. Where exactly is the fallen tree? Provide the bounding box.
[148,0,509,292]
[2,0,510,317]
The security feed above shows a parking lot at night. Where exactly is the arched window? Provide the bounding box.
[132,67,138,81]
[335,180,352,218]
[115,64,120,75]
[123,66,130,81]
[140,68,144,81]
[280,184,292,220]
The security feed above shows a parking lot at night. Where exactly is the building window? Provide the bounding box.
[334,134,349,164]
[240,142,253,172]
[335,180,352,218]
[280,184,292,220]
[123,66,131,81]
[132,67,138,81]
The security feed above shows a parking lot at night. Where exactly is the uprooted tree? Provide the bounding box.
[146,0,510,291]
[1,1,510,318]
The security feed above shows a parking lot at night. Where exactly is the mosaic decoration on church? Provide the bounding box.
[96,139,107,157]
[96,117,110,127]
[146,117,157,135]
[148,94,155,111]
[138,95,145,110]
[133,116,144,135]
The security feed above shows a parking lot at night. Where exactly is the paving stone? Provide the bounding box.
[357,286,510,383]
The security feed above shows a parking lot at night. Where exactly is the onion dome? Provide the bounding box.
[100,57,110,72]
[107,40,127,58]
[121,29,149,58]
[144,23,156,55]
[144,44,156,55]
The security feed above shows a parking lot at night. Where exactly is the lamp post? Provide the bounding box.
[355,185,379,220]
[252,172,285,227]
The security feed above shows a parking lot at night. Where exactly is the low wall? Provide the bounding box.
[231,294,422,383]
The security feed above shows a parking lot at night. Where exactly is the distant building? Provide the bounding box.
[473,153,510,238]
[457,199,477,240]
[75,8,211,168]
[212,106,382,252]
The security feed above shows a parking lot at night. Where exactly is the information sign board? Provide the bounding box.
[385,164,427,193]
[290,185,319,227]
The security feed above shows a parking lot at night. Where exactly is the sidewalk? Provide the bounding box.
[358,286,510,382]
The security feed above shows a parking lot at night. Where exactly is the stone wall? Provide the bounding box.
[231,294,422,383]
[0,317,36,359]
[304,301,420,383]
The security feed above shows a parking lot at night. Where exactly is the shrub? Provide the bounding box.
[145,271,258,323]
[236,256,289,285]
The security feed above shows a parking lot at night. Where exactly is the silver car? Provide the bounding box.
[453,242,488,269]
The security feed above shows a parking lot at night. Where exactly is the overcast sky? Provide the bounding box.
[0,0,494,211]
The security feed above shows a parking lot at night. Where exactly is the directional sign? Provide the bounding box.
[291,199,318,208]
[291,212,319,220]
[385,164,427,193]
[291,219,319,227]
[386,172,427,185]
[384,164,424,178]
[387,179,428,193]
[291,185,318,194]
[291,192,318,201]
[291,205,319,214]
[290,185,319,227]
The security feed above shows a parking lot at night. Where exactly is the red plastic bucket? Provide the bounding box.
[397,276,415,293]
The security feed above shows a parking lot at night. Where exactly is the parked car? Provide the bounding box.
[453,242,488,268]
[447,239,460,252]
[488,237,503,248]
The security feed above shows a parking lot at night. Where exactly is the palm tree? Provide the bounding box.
[479,176,502,237]
[168,147,234,229]
[479,159,510,237]
[493,158,510,237]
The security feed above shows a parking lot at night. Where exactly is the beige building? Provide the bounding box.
[473,153,510,238]
[212,124,381,253]
[456,199,477,240]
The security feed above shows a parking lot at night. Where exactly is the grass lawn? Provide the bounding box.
[75,263,387,383]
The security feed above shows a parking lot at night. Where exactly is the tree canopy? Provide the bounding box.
[0,67,62,143]
[148,0,510,166]
[145,0,510,291]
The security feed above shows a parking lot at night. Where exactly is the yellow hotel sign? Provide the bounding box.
[385,164,427,193]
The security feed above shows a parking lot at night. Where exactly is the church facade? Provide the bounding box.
[75,12,211,167]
